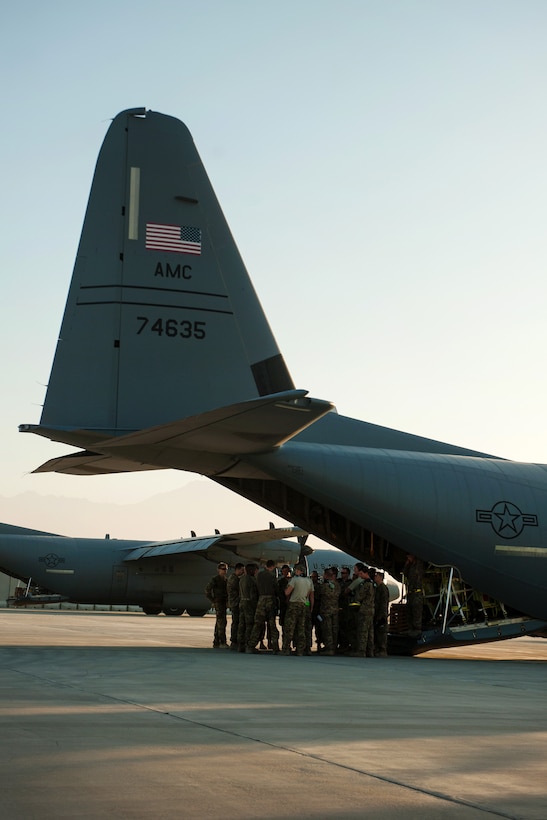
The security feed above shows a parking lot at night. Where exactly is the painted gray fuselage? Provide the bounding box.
[0,535,212,611]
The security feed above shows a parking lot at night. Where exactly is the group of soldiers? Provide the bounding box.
[204,559,391,657]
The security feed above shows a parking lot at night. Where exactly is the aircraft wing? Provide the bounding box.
[123,526,307,565]
[212,526,307,547]
[125,537,219,560]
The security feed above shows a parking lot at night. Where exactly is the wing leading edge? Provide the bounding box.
[123,526,307,566]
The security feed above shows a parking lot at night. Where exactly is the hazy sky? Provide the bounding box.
[2,1,547,536]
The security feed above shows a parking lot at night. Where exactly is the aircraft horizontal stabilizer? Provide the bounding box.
[31,450,165,476]
[28,392,334,476]
[96,391,332,454]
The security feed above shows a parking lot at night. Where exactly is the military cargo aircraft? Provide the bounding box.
[19,108,547,653]
[0,522,306,616]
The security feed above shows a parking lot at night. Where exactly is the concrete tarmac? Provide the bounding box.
[1,610,546,820]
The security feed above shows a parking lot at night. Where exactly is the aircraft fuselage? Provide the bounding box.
[241,442,547,621]
[0,534,212,613]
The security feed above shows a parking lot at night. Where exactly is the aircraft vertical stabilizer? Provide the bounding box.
[40,108,293,436]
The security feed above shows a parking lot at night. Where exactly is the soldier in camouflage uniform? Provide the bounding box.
[344,566,362,654]
[247,560,280,653]
[311,571,323,652]
[227,563,245,650]
[337,566,352,652]
[281,564,314,656]
[374,570,389,657]
[319,568,340,655]
[354,565,375,657]
[204,562,228,648]
[277,564,291,637]
[237,563,258,652]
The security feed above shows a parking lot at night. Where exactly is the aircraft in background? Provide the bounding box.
[0,522,307,616]
[20,107,547,653]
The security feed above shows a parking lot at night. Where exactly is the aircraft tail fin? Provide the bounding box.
[38,108,294,439]
[0,523,62,537]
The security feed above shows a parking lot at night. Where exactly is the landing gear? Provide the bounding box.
[163,607,185,617]
[142,606,162,615]
[186,609,208,617]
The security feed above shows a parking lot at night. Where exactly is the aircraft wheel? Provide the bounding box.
[186,608,208,617]
[142,606,162,615]
[163,607,185,617]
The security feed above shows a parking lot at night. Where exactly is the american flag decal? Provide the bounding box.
[145,223,202,255]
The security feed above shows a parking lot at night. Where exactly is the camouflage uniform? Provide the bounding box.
[277,573,290,631]
[282,572,313,656]
[237,571,258,651]
[374,580,390,657]
[346,579,362,653]
[227,571,241,647]
[319,578,340,654]
[205,572,228,647]
[283,602,307,655]
[312,578,323,650]
[355,579,375,657]
[337,575,352,651]
[249,569,280,651]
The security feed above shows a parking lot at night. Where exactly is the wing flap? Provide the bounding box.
[124,536,220,561]
[215,526,306,546]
